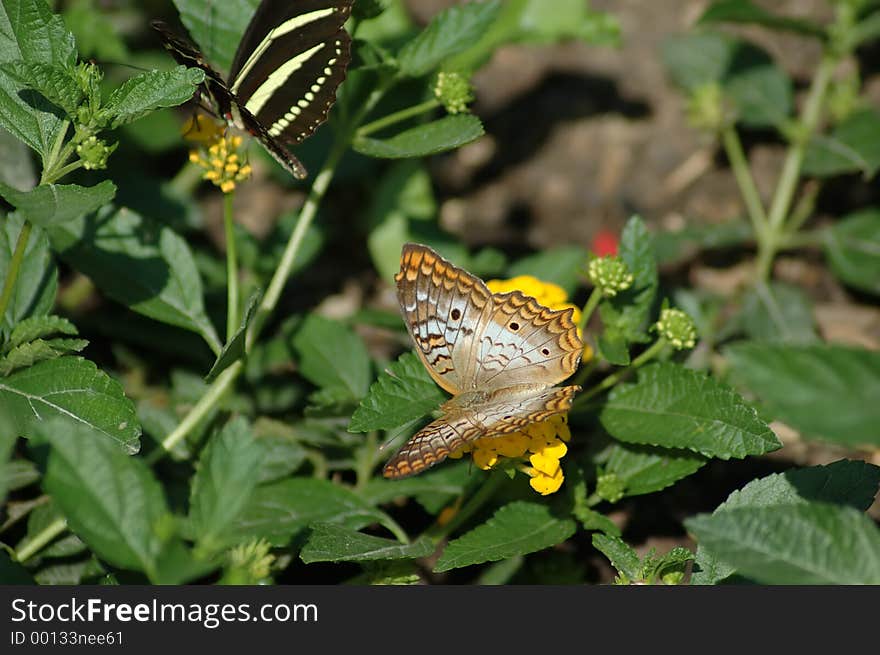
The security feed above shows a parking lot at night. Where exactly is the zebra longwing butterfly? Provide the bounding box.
[152,0,353,179]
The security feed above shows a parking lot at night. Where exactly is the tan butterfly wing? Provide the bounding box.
[386,244,585,479]
[395,244,583,393]
[383,385,579,479]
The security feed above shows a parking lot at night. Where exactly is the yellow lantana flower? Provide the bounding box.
[185,117,253,193]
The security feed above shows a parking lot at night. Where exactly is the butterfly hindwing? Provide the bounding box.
[383,385,580,479]
[473,290,583,390]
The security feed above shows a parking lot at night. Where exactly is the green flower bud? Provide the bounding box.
[353,0,387,20]
[588,255,634,297]
[596,472,625,503]
[655,308,697,350]
[434,71,474,115]
[224,539,275,584]
[686,82,731,133]
[76,135,115,170]
[826,71,862,123]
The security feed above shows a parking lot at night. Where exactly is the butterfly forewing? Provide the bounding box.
[383,385,580,479]
[396,243,491,395]
[229,0,352,146]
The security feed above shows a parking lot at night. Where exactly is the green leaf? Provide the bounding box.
[100,67,204,128]
[292,314,371,398]
[39,418,180,582]
[448,0,619,71]
[724,342,880,446]
[662,32,736,91]
[0,0,77,68]
[740,281,817,343]
[600,362,781,459]
[599,215,657,343]
[349,351,447,433]
[824,208,880,295]
[205,290,260,382]
[354,114,485,159]
[0,337,88,375]
[189,417,264,554]
[0,356,140,452]
[802,109,880,178]
[300,523,434,563]
[1,214,57,334]
[724,56,792,127]
[598,442,707,497]
[653,219,751,265]
[0,0,76,160]
[591,534,641,580]
[852,9,880,47]
[4,315,77,351]
[433,501,576,572]
[398,0,501,77]
[0,180,116,227]
[47,205,221,353]
[692,458,880,584]
[507,245,588,297]
[686,502,880,584]
[172,0,259,74]
[0,61,81,115]
[597,329,630,366]
[698,0,825,38]
[361,461,472,509]
[0,412,16,503]
[232,478,390,546]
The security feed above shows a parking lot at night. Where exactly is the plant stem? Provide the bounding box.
[425,472,506,542]
[40,121,70,184]
[756,54,836,281]
[246,139,347,350]
[572,338,668,409]
[357,99,441,137]
[721,126,768,240]
[0,220,33,321]
[153,361,242,459]
[15,517,67,562]
[223,191,239,342]
[577,288,602,335]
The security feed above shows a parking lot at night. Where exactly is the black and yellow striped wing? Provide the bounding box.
[153,0,352,179]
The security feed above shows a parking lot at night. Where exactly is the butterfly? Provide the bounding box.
[152,0,353,179]
[383,243,585,479]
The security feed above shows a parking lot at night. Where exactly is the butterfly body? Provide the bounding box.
[384,244,584,479]
[152,0,352,179]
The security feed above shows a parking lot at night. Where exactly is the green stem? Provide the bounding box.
[0,221,33,321]
[425,472,506,543]
[577,288,602,335]
[357,99,441,137]
[43,160,84,184]
[572,338,668,409]
[15,517,67,562]
[40,121,70,184]
[757,55,836,281]
[151,361,242,460]
[246,139,347,350]
[223,191,239,342]
[721,126,768,240]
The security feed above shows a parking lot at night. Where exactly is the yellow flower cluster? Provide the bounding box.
[185,116,253,193]
[445,275,587,496]
[450,415,571,495]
